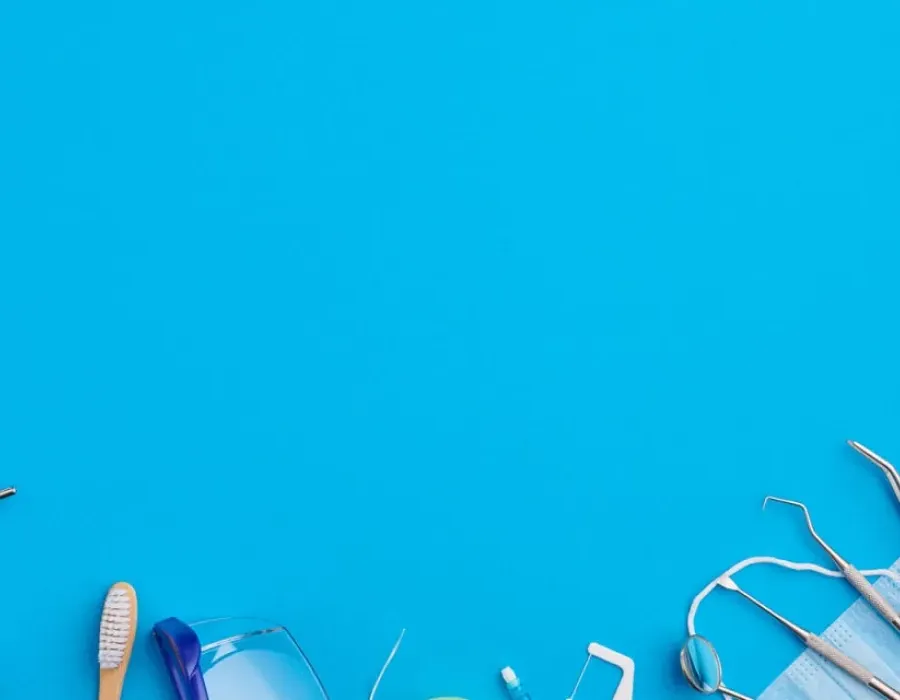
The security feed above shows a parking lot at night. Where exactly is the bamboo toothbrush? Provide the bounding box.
[98,582,138,700]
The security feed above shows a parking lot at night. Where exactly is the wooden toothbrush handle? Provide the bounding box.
[98,669,125,700]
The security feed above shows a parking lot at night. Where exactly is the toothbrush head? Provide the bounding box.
[98,582,138,670]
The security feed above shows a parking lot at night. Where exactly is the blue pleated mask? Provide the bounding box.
[760,558,900,700]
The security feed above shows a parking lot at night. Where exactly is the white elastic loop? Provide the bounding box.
[687,556,900,635]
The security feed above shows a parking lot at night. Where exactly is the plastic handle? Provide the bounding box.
[586,642,634,700]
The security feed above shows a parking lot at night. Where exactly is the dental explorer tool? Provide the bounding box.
[0,487,15,499]
[848,441,900,506]
[718,575,900,700]
[763,496,900,633]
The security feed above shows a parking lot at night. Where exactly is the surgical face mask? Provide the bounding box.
[687,556,900,700]
[759,556,900,699]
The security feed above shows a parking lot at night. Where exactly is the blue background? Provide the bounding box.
[2,1,900,698]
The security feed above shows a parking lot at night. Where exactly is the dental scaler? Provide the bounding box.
[719,575,900,700]
[764,496,900,634]
[849,440,900,506]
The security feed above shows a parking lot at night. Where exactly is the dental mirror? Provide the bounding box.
[679,636,753,700]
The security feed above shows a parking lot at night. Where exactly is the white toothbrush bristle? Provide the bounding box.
[99,586,133,670]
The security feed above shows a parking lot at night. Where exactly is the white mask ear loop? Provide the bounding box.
[687,556,900,635]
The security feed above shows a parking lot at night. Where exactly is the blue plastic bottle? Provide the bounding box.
[500,667,532,700]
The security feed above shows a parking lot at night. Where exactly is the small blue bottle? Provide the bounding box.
[501,667,532,700]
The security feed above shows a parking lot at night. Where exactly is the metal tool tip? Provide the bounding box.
[848,440,889,466]
[0,487,16,500]
[849,439,879,458]
[762,495,795,510]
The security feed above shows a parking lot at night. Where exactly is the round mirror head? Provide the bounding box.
[680,635,722,694]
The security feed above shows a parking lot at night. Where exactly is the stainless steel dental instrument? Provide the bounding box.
[763,496,900,633]
[718,575,900,700]
[0,486,15,500]
[688,558,900,700]
[679,635,753,700]
[848,440,900,505]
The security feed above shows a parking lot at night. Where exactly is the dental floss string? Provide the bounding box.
[567,655,592,700]
[369,629,406,700]
[687,556,900,635]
